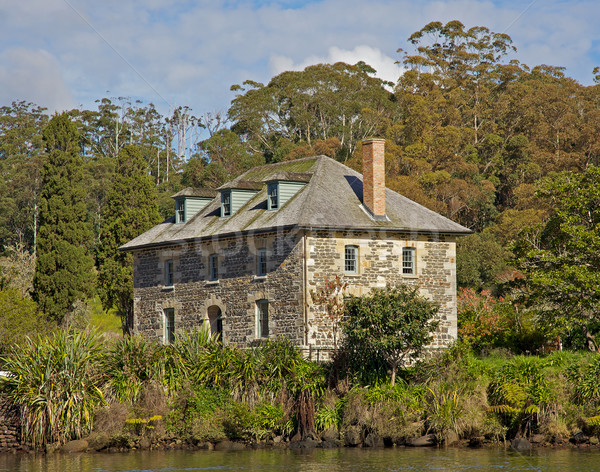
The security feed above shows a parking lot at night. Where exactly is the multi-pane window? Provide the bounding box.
[221,190,231,217]
[209,254,219,281]
[257,248,267,276]
[165,259,174,286]
[164,308,175,344]
[344,245,358,274]
[257,300,269,338]
[176,200,185,223]
[402,247,416,275]
[267,183,278,210]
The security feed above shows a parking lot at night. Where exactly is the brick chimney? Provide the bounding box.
[362,138,386,218]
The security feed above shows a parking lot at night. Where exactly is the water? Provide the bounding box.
[0,447,598,472]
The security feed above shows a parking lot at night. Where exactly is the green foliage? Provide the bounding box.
[487,356,555,435]
[425,384,465,441]
[87,296,121,334]
[96,145,161,334]
[342,285,439,385]
[0,242,36,298]
[456,288,544,353]
[315,398,345,432]
[34,113,95,322]
[1,330,104,447]
[567,354,600,406]
[100,335,166,404]
[0,101,48,251]
[456,233,511,289]
[514,166,600,350]
[0,289,53,354]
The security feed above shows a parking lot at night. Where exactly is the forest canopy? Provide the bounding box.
[1,20,600,349]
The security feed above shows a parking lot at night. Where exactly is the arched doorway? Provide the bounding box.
[207,305,223,339]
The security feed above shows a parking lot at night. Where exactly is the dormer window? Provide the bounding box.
[218,181,261,217]
[221,190,231,217]
[171,188,217,224]
[268,183,279,210]
[263,172,311,212]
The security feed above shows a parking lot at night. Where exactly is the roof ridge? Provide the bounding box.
[235,155,320,182]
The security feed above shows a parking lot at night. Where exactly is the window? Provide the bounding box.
[209,254,219,281]
[221,190,231,217]
[176,199,185,223]
[164,308,175,344]
[267,183,278,210]
[344,245,358,274]
[257,248,267,276]
[165,259,174,286]
[402,247,416,275]
[257,300,269,338]
[207,305,223,340]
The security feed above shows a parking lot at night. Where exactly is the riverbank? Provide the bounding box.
[2,331,600,455]
[24,431,600,456]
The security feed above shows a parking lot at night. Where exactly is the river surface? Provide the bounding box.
[0,447,599,472]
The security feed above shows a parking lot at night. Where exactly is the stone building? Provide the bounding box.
[121,139,470,353]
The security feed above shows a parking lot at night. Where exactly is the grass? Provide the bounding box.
[88,296,121,334]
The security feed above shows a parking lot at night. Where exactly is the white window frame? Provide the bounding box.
[256,299,269,338]
[209,254,219,281]
[164,308,175,344]
[267,183,279,210]
[257,248,267,276]
[165,259,174,286]
[402,247,416,275]
[344,245,358,274]
[176,199,185,224]
[221,190,231,217]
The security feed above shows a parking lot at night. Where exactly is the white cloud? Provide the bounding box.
[1,0,600,116]
[270,45,405,85]
[0,48,74,113]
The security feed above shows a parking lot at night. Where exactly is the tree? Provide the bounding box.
[0,101,48,251]
[310,275,348,350]
[514,166,600,350]
[97,145,161,334]
[33,113,95,322]
[0,288,52,354]
[342,285,439,385]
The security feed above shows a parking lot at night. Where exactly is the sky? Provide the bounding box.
[1,0,599,119]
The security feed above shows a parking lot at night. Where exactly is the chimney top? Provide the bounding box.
[361,138,386,220]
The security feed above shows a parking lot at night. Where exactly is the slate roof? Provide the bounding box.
[171,188,218,198]
[121,155,471,251]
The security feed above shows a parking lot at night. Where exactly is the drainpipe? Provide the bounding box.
[302,231,309,347]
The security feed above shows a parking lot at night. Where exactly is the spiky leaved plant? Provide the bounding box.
[1,330,104,447]
[100,334,166,404]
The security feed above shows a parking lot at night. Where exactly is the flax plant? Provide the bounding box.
[1,330,104,447]
[100,334,166,403]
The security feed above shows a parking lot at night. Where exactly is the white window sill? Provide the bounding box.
[402,273,418,279]
[253,275,267,281]
[162,285,174,292]
[206,280,220,285]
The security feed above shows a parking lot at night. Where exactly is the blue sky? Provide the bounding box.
[1,0,599,117]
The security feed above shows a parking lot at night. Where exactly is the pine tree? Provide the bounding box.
[34,113,95,322]
[97,145,161,334]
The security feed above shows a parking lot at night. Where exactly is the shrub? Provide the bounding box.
[342,285,439,386]
[100,334,166,403]
[488,356,555,436]
[1,330,104,447]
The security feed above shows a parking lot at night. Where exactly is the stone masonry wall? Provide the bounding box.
[0,396,22,451]
[133,229,305,347]
[305,230,457,351]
